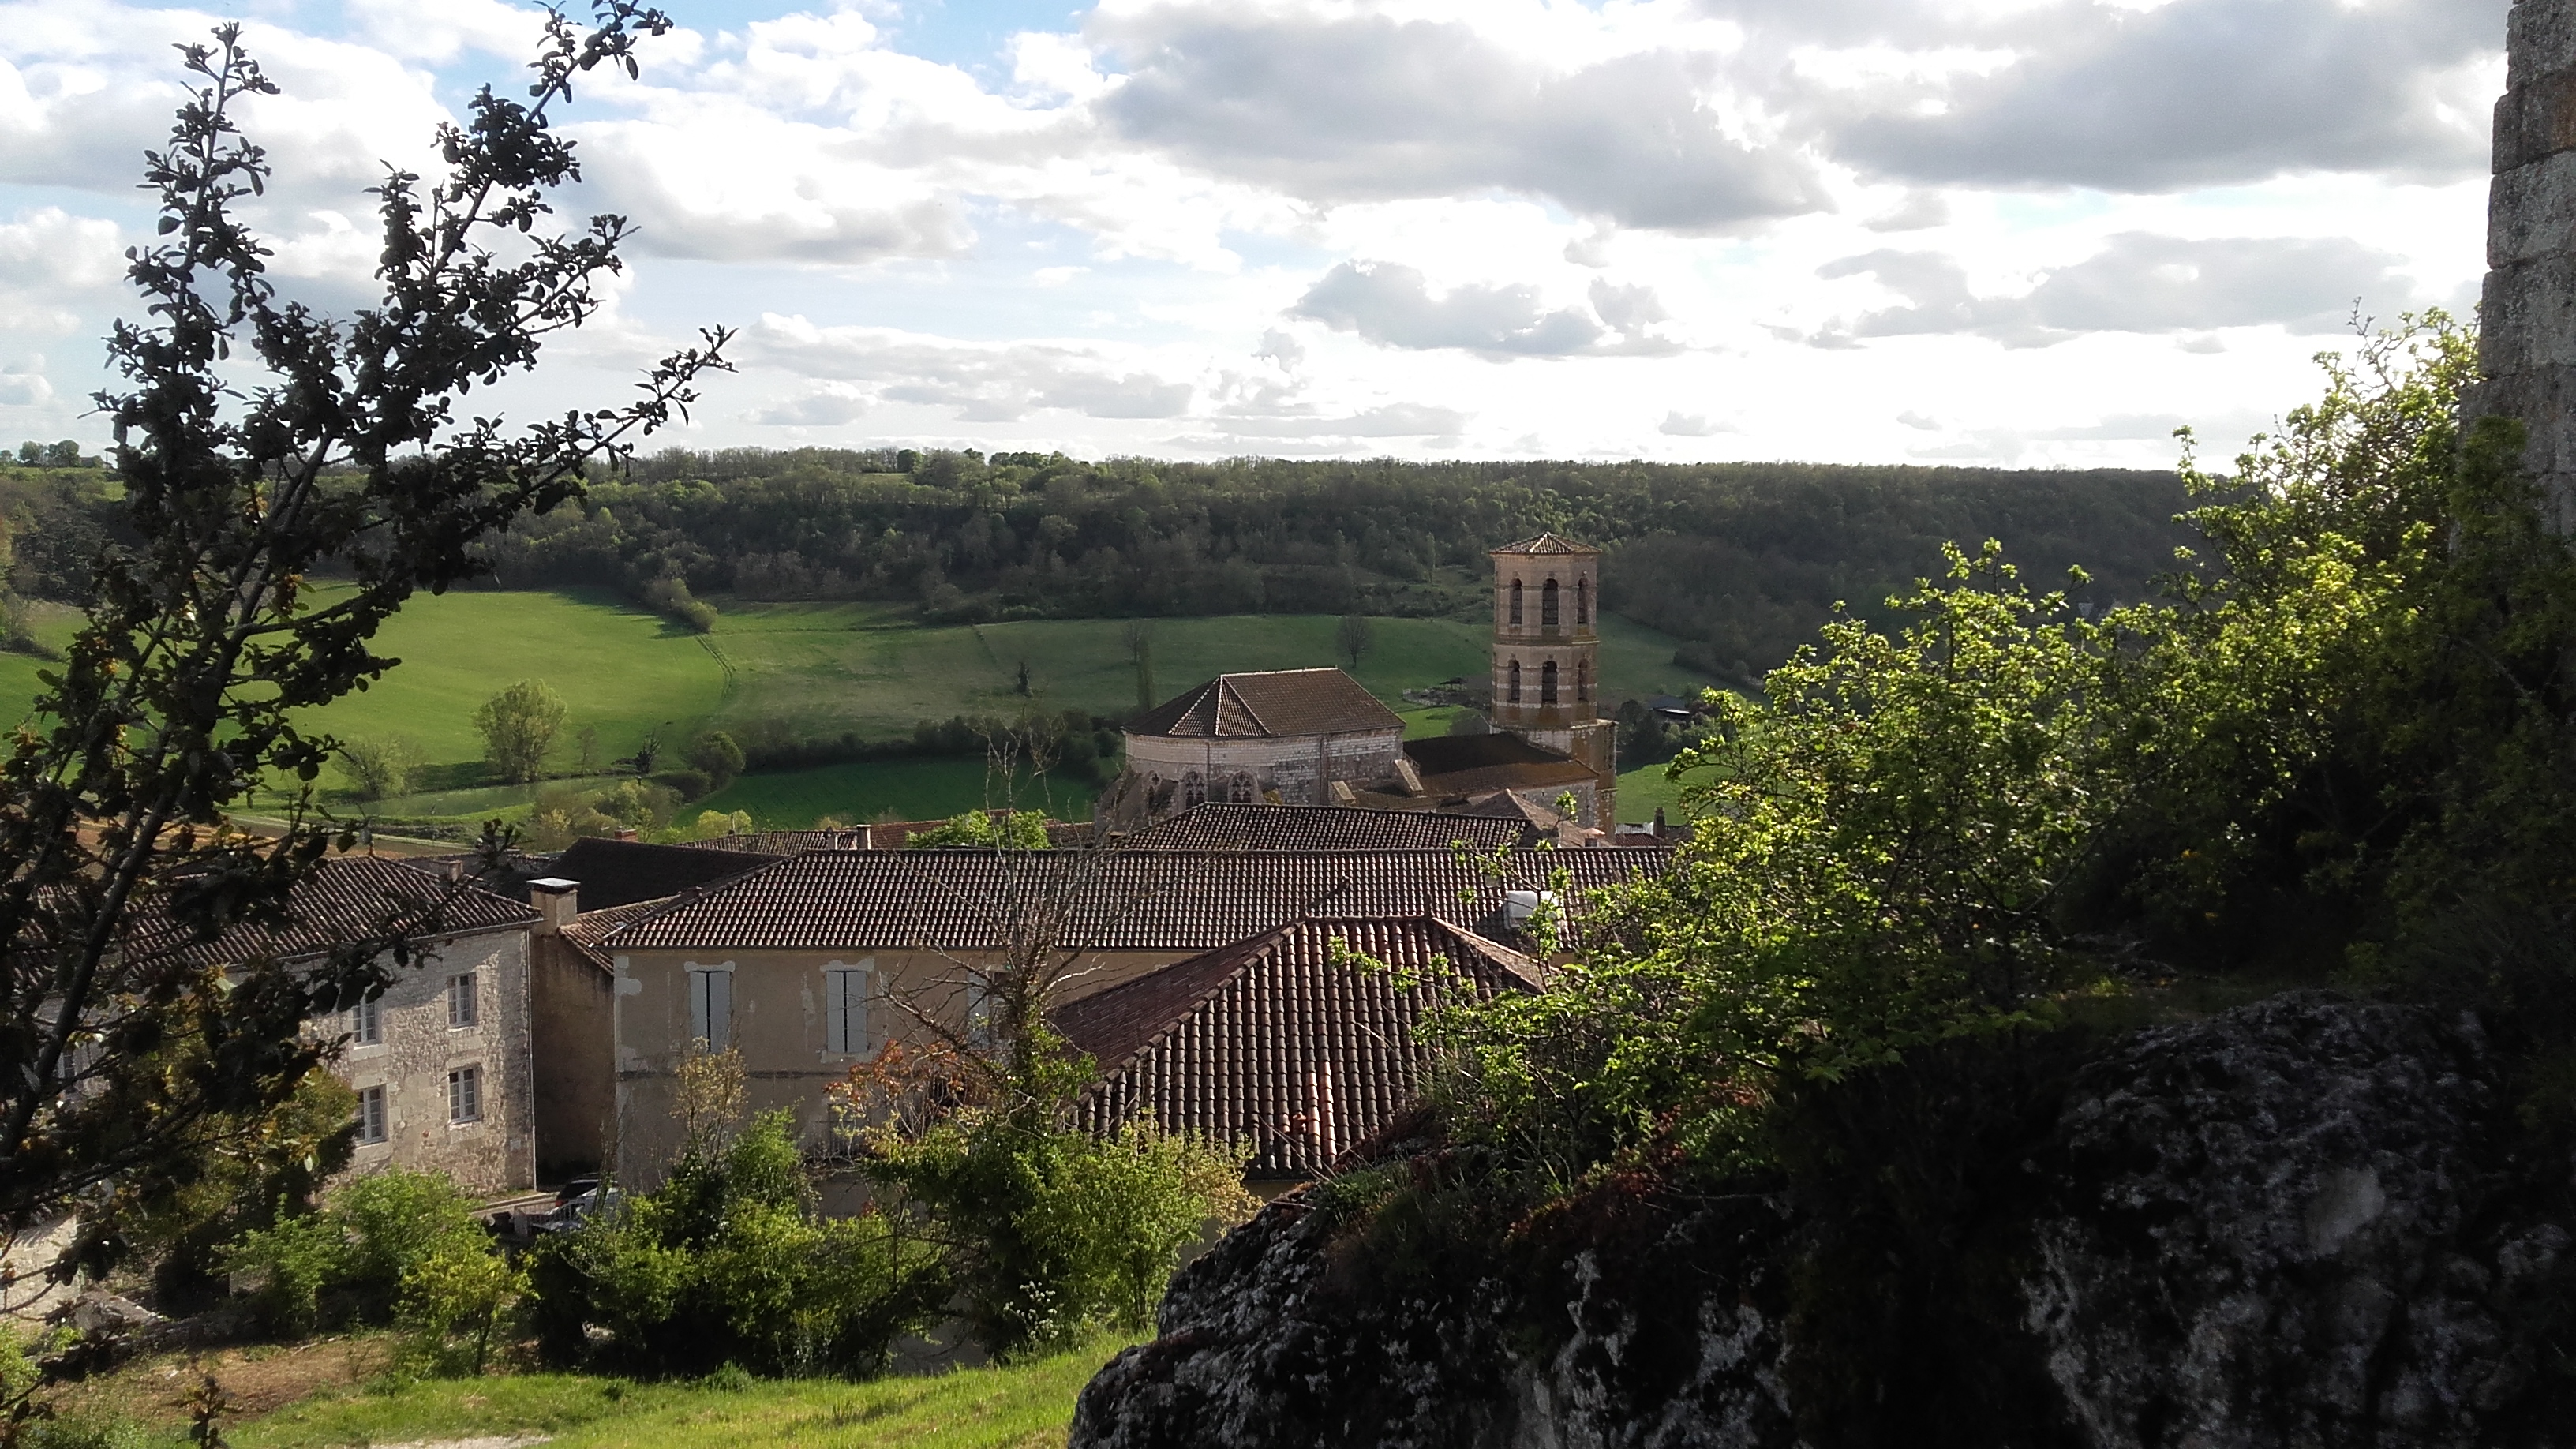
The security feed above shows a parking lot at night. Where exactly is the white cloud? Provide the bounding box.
[743,313,1196,423]
[1659,411,1732,436]
[1210,402,1469,439]
[0,361,53,407]
[1810,233,2424,347]
[0,207,124,335]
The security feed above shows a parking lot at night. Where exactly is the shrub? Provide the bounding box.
[527,1113,945,1379]
[686,731,743,788]
[328,1168,488,1323]
[656,768,713,803]
[220,1211,347,1336]
[904,809,1049,850]
[396,1240,528,1376]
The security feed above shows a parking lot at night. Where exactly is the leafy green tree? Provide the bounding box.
[0,6,727,1262]
[904,809,1050,850]
[475,680,568,783]
[686,730,744,788]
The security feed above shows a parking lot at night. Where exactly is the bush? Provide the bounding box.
[220,1211,349,1336]
[396,1240,528,1376]
[527,1112,945,1378]
[638,573,717,632]
[657,768,713,802]
[331,1169,487,1322]
[904,809,1050,850]
[686,731,744,788]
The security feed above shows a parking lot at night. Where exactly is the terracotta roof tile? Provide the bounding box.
[1126,669,1402,739]
[127,856,535,970]
[1122,803,1535,853]
[596,848,1667,953]
[677,829,869,855]
[559,893,683,972]
[1058,916,1539,1178]
[1402,735,1601,799]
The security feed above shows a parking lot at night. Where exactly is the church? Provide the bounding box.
[1099,533,1622,831]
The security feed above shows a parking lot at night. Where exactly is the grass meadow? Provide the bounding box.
[0,588,1714,827]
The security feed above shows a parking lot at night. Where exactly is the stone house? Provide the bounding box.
[188,857,544,1196]
[1110,668,1406,825]
[584,846,1668,1184]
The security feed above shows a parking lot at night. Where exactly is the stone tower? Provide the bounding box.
[2475,0,2576,528]
[1488,534,1617,827]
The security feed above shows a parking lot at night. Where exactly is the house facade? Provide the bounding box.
[590,847,1668,1183]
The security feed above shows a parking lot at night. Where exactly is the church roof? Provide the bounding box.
[1125,668,1402,739]
[1491,532,1597,556]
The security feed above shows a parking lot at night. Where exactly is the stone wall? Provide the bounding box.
[327,927,535,1198]
[2475,0,2576,528]
[1123,730,1405,810]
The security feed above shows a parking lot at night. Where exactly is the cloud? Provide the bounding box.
[1863,191,1949,234]
[1812,233,2421,347]
[2027,413,2192,441]
[0,208,126,335]
[1828,0,2503,190]
[0,362,53,407]
[1094,7,1825,231]
[743,313,1196,423]
[1896,410,1941,431]
[751,385,872,426]
[1293,261,1601,357]
[1211,402,1469,440]
[1659,411,1733,436]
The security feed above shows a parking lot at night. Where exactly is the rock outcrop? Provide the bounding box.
[1072,994,2576,1449]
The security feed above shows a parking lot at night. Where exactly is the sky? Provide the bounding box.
[0,0,2511,469]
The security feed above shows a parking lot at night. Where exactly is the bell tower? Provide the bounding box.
[1488,534,1617,827]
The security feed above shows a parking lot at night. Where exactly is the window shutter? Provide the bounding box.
[825,968,867,1054]
[690,967,732,1050]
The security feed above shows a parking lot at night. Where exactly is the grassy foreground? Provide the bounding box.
[42,1335,1126,1449]
[235,1349,1121,1449]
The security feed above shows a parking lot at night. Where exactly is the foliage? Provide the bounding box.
[903,810,1051,850]
[101,1066,355,1314]
[683,732,743,788]
[474,680,569,784]
[470,448,2188,683]
[221,1212,346,1338]
[395,1241,529,1377]
[337,737,419,802]
[1440,312,2576,1186]
[219,1167,486,1336]
[0,6,726,1264]
[526,1112,945,1379]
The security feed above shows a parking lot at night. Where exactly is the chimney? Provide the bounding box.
[614,827,638,842]
[2473,0,2576,527]
[528,877,579,936]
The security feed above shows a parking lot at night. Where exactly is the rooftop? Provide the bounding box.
[596,847,1667,953]
[1121,802,1535,853]
[546,837,783,911]
[126,856,535,971]
[1491,532,1598,556]
[1402,735,1601,799]
[1058,915,1540,1179]
[1126,668,1403,740]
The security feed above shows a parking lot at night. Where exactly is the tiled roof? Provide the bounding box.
[548,837,781,911]
[1491,533,1597,556]
[1402,735,1601,799]
[1058,916,1539,1179]
[560,894,682,972]
[677,829,869,855]
[129,856,535,970]
[1452,791,1562,827]
[1126,669,1402,739]
[1122,803,1534,853]
[597,848,1667,953]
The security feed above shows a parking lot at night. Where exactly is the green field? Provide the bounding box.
[0,590,1714,827]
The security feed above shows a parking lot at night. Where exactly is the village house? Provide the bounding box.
[1107,667,1407,822]
[179,856,545,1197]
[585,844,1668,1185]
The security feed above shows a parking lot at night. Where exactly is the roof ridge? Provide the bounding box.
[1219,676,1271,735]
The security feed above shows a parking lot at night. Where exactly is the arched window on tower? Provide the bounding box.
[1183,771,1207,807]
[1230,772,1256,803]
[1508,579,1523,625]
[1575,577,1590,625]
[1541,578,1560,627]
[1576,658,1590,702]
[1507,660,1522,703]
[1541,660,1559,705]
